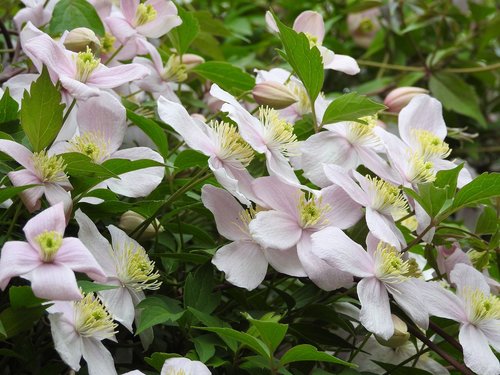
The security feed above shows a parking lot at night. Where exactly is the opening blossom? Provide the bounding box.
[0,203,106,300]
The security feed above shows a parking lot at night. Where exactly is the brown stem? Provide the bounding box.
[428,321,463,352]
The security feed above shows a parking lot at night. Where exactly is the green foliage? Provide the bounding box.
[321,92,386,125]
[175,150,209,171]
[0,88,19,125]
[0,185,39,204]
[49,0,105,36]
[192,62,255,95]
[452,172,500,210]
[280,344,352,367]
[126,109,169,158]
[169,8,200,55]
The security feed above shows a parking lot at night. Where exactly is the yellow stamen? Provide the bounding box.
[367,176,408,218]
[74,293,117,338]
[258,106,298,156]
[210,121,254,167]
[115,242,161,291]
[285,80,311,115]
[134,3,157,26]
[407,153,436,184]
[31,151,68,183]
[463,288,500,323]
[162,55,187,82]
[36,230,63,262]
[100,33,116,54]
[412,129,451,160]
[75,47,100,82]
[68,132,110,163]
[298,192,331,228]
[374,243,416,283]
[346,116,381,147]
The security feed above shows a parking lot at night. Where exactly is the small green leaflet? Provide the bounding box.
[169,8,200,55]
[321,92,386,125]
[192,61,255,95]
[0,88,19,124]
[49,0,105,36]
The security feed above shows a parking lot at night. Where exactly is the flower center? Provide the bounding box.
[359,18,375,33]
[31,151,68,183]
[367,176,408,217]
[298,192,330,229]
[36,230,63,262]
[412,130,451,161]
[68,132,110,163]
[75,47,100,82]
[305,32,321,48]
[162,55,188,82]
[100,33,116,54]
[407,153,436,184]
[374,243,414,283]
[285,81,311,115]
[258,106,298,156]
[134,3,157,26]
[210,121,254,167]
[346,116,381,147]
[464,288,500,324]
[74,293,117,338]
[115,242,161,291]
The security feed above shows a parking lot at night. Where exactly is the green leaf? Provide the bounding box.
[476,206,498,235]
[0,88,19,124]
[279,344,353,367]
[192,61,255,95]
[193,335,217,362]
[20,66,65,152]
[126,109,169,157]
[404,184,448,218]
[274,15,324,103]
[183,264,219,314]
[9,286,45,309]
[321,92,386,125]
[101,158,165,175]
[433,164,463,197]
[0,185,39,204]
[199,327,271,359]
[452,173,500,210]
[49,0,105,36]
[169,8,200,55]
[429,72,486,127]
[174,149,209,170]
[61,152,117,178]
[248,318,288,353]
[136,297,184,334]
[0,306,47,339]
[77,280,119,293]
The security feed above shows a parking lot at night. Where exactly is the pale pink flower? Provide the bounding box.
[157,95,256,205]
[23,33,150,99]
[423,264,500,375]
[0,139,72,213]
[347,8,381,48]
[47,293,118,375]
[13,0,56,30]
[312,229,429,339]
[202,184,306,291]
[266,10,360,75]
[161,357,211,375]
[248,176,362,290]
[0,203,106,300]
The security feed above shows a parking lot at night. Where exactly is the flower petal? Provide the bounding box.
[29,263,82,300]
[48,311,82,371]
[208,158,251,206]
[389,279,429,329]
[420,281,467,322]
[60,76,100,100]
[323,164,368,206]
[450,263,490,298]
[23,34,75,77]
[293,11,325,44]
[324,53,360,75]
[136,0,181,38]
[7,169,43,212]
[23,202,66,247]
[0,139,34,169]
[99,281,135,332]
[358,277,393,340]
[365,208,403,249]
[81,339,117,375]
[0,241,41,289]
[320,185,363,229]
[249,210,302,250]
[263,246,307,277]
[87,63,150,88]
[252,175,300,215]
[459,324,500,375]
[55,237,106,282]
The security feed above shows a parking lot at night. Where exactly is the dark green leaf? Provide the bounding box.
[248,318,288,353]
[20,67,64,152]
[77,280,119,293]
[280,344,353,367]
[475,206,498,234]
[136,297,184,334]
[0,306,47,339]
[61,152,117,178]
[0,88,19,124]
[49,0,105,36]
[192,61,255,95]
[126,109,169,157]
[183,264,219,314]
[321,92,386,125]
[169,8,200,55]
[102,158,165,175]
[434,164,463,198]
[452,173,500,210]
[0,185,39,204]
[9,286,45,309]
[174,149,209,170]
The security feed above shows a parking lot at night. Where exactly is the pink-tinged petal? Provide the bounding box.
[55,237,106,282]
[87,63,150,88]
[399,95,447,144]
[358,277,393,340]
[29,263,82,300]
[3,73,39,104]
[293,11,325,44]
[252,176,300,215]
[105,16,137,43]
[420,281,467,322]
[365,208,403,249]
[324,53,360,75]
[478,320,500,353]
[24,34,75,77]
[60,76,100,100]
[48,312,83,371]
[266,149,300,186]
[459,324,500,375]
[249,210,302,250]
[320,185,363,229]
[14,4,51,30]
[75,209,117,276]
[208,158,251,206]
[357,147,401,186]
[210,84,267,152]
[7,169,43,212]
[136,0,181,38]
[157,96,214,154]
[255,68,291,84]
[263,247,307,277]
[0,139,34,169]
[23,202,66,247]
[311,227,374,278]
[108,225,142,264]
[323,165,368,206]
[161,358,210,375]
[81,339,117,375]
[297,233,353,291]
[77,92,126,154]
[433,159,472,188]
[389,279,429,329]
[372,127,408,185]
[0,241,41,289]
[450,263,490,297]
[264,11,279,33]
[212,241,267,291]
[121,0,139,22]
[44,183,73,218]
[225,164,259,204]
[99,281,135,332]
[201,184,248,242]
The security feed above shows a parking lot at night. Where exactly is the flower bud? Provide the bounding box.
[63,27,101,53]
[375,315,410,348]
[173,54,205,71]
[384,87,429,113]
[119,210,163,240]
[253,81,298,109]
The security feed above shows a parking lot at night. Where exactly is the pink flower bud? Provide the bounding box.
[384,87,429,113]
[173,53,205,71]
[63,27,101,53]
[252,81,298,109]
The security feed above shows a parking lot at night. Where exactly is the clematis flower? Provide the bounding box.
[51,92,165,200]
[0,203,106,300]
[210,84,300,186]
[202,184,306,291]
[249,176,363,290]
[157,95,256,205]
[75,210,161,331]
[48,292,118,375]
[266,10,360,75]
[323,165,407,249]
[23,33,150,100]
[160,357,211,375]
[423,264,500,375]
[0,139,72,213]
[312,228,429,339]
[347,7,381,48]
[13,0,56,30]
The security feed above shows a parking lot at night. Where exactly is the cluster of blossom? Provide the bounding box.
[0,1,497,375]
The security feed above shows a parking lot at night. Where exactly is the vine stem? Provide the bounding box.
[357,59,500,74]
[62,99,77,126]
[401,221,435,252]
[104,45,124,65]
[428,321,463,352]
